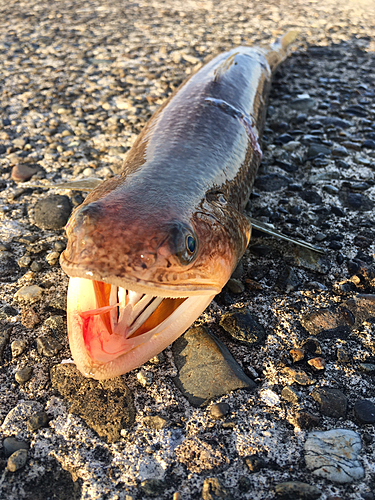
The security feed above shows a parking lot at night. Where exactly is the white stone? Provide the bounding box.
[305,429,364,483]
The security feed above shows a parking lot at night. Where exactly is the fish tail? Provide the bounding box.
[265,31,299,72]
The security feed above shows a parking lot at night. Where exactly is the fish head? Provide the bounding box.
[60,183,249,379]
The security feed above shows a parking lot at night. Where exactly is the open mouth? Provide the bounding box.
[71,279,187,363]
[66,277,216,378]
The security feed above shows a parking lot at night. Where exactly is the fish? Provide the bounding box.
[60,32,301,380]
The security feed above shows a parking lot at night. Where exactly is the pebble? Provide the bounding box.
[290,348,304,363]
[283,367,316,385]
[290,97,315,111]
[143,415,169,430]
[137,369,153,386]
[219,308,266,345]
[293,411,320,429]
[46,251,60,266]
[275,481,321,499]
[27,410,49,431]
[298,190,322,204]
[202,478,231,500]
[2,401,43,433]
[226,278,244,294]
[33,194,72,230]
[11,163,40,182]
[7,449,28,472]
[36,336,63,357]
[209,402,230,420]
[282,140,300,151]
[281,386,299,403]
[15,285,43,302]
[254,173,290,192]
[304,429,364,483]
[15,366,33,384]
[332,145,348,157]
[312,387,347,418]
[358,363,375,374]
[363,139,375,149]
[11,339,27,357]
[50,364,135,443]
[172,326,256,407]
[244,454,267,473]
[354,399,375,424]
[140,479,165,498]
[301,309,347,336]
[3,437,29,458]
[307,144,331,157]
[17,255,31,268]
[21,307,40,328]
[307,357,326,371]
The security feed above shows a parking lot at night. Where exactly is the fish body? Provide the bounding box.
[60,33,297,379]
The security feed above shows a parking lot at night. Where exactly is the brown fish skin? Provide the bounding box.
[60,33,297,379]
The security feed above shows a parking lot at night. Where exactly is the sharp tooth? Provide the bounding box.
[110,285,119,329]
[128,294,154,323]
[128,297,164,335]
[128,290,144,306]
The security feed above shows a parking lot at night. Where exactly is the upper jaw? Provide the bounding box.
[60,252,220,298]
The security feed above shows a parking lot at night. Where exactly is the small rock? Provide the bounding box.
[209,402,230,420]
[312,387,347,418]
[202,477,231,500]
[307,144,331,157]
[244,454,267,473]
[50,364,135,443]
[15,366,33,384]
[293,411,320,429]
[275,481,321,499]
[226,278,244,294]
[33,194,72,230]
[137,369,153,386]
[281,386,299,403]
[172,326,256,407]
[27,411,49,431]
[36,336,63,357]
[305,429,364,483]
[46,251,60,266]
[7,449,28,472]
[143,415,169,430]
[308,357,326,370]
[21,307,40,328]
[299,190,323,204]
[283,367,316,385]
[17,255,31,268]
[354,400,375,424]
[254,173,290,192]
[11,340,27,358]
[290,348,304,363]
[15,285,43,303]
[219,308,266,345]
[359,363,375,374]
[290,97,316,111]
[332,145,348,157]
[3,438,29,457]
[11,164,40,182]
[140,479,165,498]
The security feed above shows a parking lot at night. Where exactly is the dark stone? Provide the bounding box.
[254,173,290,192]
[244,454,267,473]
[140,479,166,498]
[27,411,50,431]
[209,403,230,420]
[312,387,347,418]
[219,308,266,345]
[34,194,72,230]
[50,364,135,442]
[307,144,331,157]
[172,326,256,407]
[274,159,298,173]
[363,139,375,149]
[299,190,323,205]
[293,411,320,429]
[36,336,63,357]
[275,133,294,144]
[281,386,299,403]
[275,481,322,499]
[321,117,352,128]
[345,192,373,211]
[3,437,29,457]
[354,399,375,424]
[331,205,345,217]
[329,241,343,250]
[277,266,301,292]
[202,477,231,500]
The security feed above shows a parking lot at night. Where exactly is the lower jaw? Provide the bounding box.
[66,277,215,380]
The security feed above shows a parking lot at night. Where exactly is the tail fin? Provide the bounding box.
[266,31,299,72]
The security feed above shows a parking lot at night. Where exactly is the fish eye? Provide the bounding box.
[186,235,196,254]
[169,221,198,265]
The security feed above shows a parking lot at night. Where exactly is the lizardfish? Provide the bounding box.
[60,33,298,379]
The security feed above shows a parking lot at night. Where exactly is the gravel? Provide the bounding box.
[0,0,375,499]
